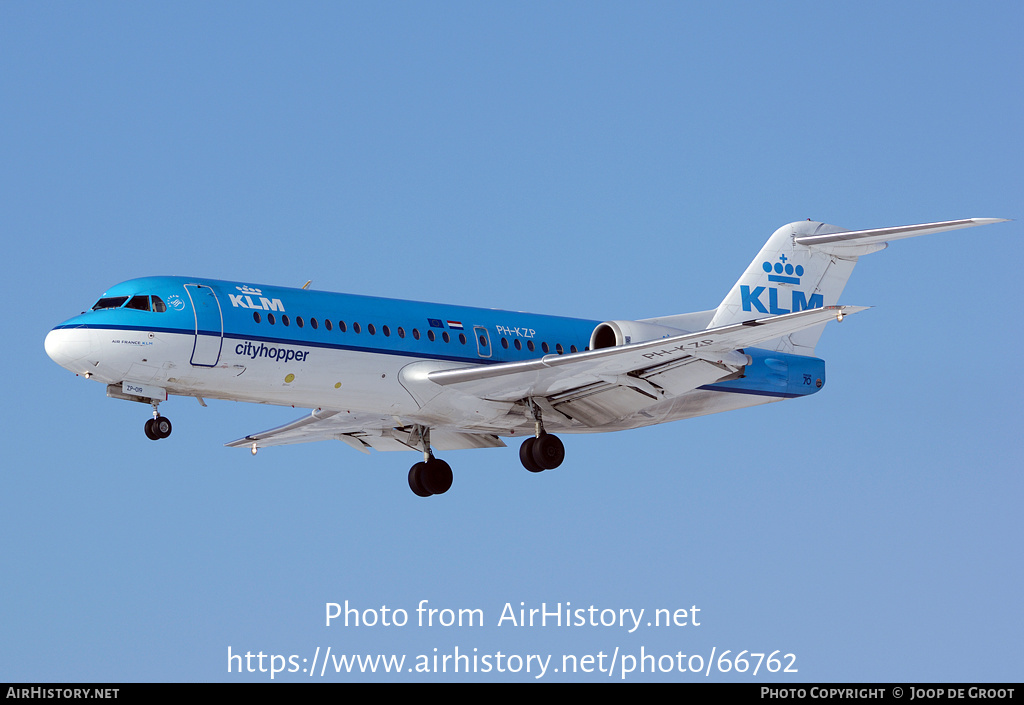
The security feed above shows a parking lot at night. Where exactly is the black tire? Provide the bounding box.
[153,416,172,439]
[422,458,453,495]
[532,433,564,470]
[144,418,159,441]
[408,462,432,497]
[520,437,544,473]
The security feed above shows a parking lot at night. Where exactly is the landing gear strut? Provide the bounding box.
[407,426,453,497]
[519,399,564,472]
[144,402,172,441]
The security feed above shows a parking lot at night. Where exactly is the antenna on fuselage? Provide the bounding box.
[301,280,312,290]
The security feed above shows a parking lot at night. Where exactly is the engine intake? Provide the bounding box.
[589,320,690,350]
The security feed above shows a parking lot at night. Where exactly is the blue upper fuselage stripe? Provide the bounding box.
[57,276,602,365]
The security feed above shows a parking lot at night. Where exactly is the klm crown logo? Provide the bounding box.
[741,254,822,314]
[762,254,804,284]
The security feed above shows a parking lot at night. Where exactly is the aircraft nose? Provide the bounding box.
[45,327,93,371]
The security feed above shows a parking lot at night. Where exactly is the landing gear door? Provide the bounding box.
[473,326,492,358]
[184,284,223,367]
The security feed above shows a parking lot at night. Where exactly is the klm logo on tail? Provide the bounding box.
[740,254,823,314]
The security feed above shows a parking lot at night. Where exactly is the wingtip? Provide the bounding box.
[971,218,1011,225]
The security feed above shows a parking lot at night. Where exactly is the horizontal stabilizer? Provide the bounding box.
[794,218,1008,247]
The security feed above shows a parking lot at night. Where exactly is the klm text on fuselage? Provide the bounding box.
[229,294,285,312]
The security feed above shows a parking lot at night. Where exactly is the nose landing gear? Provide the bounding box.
[144,402,172,440]
[144,416,172,440]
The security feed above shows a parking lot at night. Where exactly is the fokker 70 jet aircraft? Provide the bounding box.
[45,218,1005,496]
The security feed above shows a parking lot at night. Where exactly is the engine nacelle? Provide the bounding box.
[589,320,690,350]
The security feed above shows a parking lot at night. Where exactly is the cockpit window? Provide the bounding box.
[90,294,168,312]
[126,295,151,311]
[92,296,128,310]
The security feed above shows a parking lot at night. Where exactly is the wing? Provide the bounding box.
[225,408,506,453]
[428,305,864,401]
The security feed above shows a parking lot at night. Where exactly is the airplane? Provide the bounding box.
[45,217,1006,496]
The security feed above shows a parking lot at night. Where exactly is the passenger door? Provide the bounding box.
[184,284,223,367]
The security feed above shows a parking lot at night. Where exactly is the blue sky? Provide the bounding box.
[2,1,1021,682]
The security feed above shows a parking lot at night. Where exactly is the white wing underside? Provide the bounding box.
[225,408,509,453]
[227,305,864,453]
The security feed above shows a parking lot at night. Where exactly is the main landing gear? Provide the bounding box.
[144,402,172,441]
[406,408,573,497]
[407,426,453,497]
[408,456,453,497]
[518,398,565,473]
[405,435,564,496]
[519,432,565,473]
